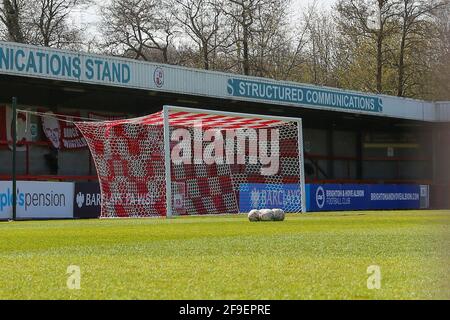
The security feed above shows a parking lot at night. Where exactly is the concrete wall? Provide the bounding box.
[302,126,432,181]
[1,127,433,182]
[430,125,450,208]
[58,149,92,175]
[0,146,93,176]
[333,130,357,180]
[0,101,436,183]
[303,128,328,180]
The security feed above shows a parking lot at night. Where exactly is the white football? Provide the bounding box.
[272,208,285,221]
[259,209,274,221]
[248,209,260,222]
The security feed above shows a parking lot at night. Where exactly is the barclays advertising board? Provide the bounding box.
[73,182,101,218]
[307,184,422,211]
[239,183,302,213]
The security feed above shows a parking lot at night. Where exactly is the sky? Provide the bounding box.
[69,0,338,43]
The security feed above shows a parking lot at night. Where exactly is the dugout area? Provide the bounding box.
[0,72,449,210]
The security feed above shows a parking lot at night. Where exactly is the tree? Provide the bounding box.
[249,0,291,77]
[173,0,232,70]
[100,0,179,63]
[395,0,447,97]
[0,0,88,49]
[222,0,256,75]
[262,18,308,81]
[430,1,450,99]
[0,0,27,42]
[221,0,292,76]
[337,0,400,93]
[302,4,341,86]
[30,0,88,49]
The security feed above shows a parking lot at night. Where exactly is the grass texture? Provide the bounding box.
[0,210,449,299]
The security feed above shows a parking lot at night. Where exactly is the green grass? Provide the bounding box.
[0,210,449,299]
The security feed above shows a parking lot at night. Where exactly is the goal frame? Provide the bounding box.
[162,105,307,217]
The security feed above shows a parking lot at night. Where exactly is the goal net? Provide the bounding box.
[75,106,306,218]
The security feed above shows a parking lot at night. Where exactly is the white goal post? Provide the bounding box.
[76,105,306,218]
[162,105,307,217]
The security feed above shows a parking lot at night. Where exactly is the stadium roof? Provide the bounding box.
[0,41,449,122]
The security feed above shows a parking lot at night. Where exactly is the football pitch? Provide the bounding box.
[0,210,448,300]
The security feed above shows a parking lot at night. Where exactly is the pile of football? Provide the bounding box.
[248,209,285,222]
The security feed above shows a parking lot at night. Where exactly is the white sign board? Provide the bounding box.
[0,41,440,122]
[0,181,74,219]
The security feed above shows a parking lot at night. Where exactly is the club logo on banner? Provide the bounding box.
[315,186,325,209]
[153,67,164,88]
[41,111,87,149]
[76,192,85,208]
[172,181,186,215]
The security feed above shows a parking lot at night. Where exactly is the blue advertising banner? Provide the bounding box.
[307,184,421,211]
[227,78,383,113]
[239,183,302,212]
[367,184,420,210]
[308,184,368,211]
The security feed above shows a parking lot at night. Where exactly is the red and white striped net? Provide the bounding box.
[75,110,302,217]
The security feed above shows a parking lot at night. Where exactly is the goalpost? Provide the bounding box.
[75,105,306,218]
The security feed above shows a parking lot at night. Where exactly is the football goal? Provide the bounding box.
[75,105,306,218]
